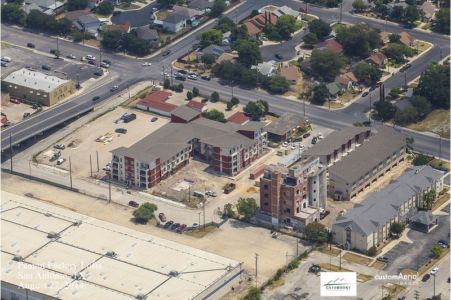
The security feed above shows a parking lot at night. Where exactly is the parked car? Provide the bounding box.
[317,132,324,139]
[94,69,103,76]
[54,144,65,150]
[27,42,35,48]
[275,53,284,60]
[422,274,431,282]
[224,183,236,194]
[400,63,411,72]
[23,112,31,119]
[41,65,51,71]
[282,142,289,147]
[311,137,318,144]
[151,117,158,122]
[302,133,311,138]
[1,56,12,62]
[170,223,180,230]
[177,69,188,75]
[110,85,119,92]
[102,59,112,65]
[56,158,66,165]
[162,50,171,56]
[142,62,151,67]
[438,240,449,247]
[86,54,95,60]
[66,54,76,59]
[100,62,110,68]
[32,103,40,109]
[1,62,7,67]
[397,296,406,300]
[430,267,439,275]
[192,223,199,229]
[176,224,187,233]
[88,60,96,65]
[206,191,217,197]
[308,264,321,273]
[377,256,389,263]
[164,220,174,228]
[92,96,100,101]
[115,128,127,134]
[362,91,369,97]
[158,213,167,222]
[375,81,382,88]
[187,74,198,80]
[201,75,211,81]
[175,75,186,81]
[128,200,139,207]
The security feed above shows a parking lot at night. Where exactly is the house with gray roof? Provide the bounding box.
[75,14,101,37]
[252,61,276,76]
[24,0,64,15]
[187,0,212,13]
[266,112,307,142]
[332,165,444,251]
[329,127,407,201]
[135,26,160,46]
[326,82,344,98]
[161,13,187,33]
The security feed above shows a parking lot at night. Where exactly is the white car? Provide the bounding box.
[317,132,324,139]
[66,54,76,59]
[282,142,289,148]
[299,144,305,149]
[161,72,169,77]
[430,267,439,275]
[187,74,197,80]
[142,62,152,67]
[1,56,11,62]
[291,145,296,150]
[86,55,96,60]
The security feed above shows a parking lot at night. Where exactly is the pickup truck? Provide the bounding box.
[223,183,236,194]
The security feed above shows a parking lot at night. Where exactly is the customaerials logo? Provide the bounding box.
[320,272,356,297]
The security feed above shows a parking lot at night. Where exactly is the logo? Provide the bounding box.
[320,272,356,296]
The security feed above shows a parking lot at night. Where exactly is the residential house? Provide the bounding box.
[398,31,416,47]
[315,38,343,55]
[111,115,267,188]
[325,82,344,98]
[197,44,227,60]
[266,112,306,142]
[328,127,406,201]
[217,52,238,64]
[259,156,327,229]
[420,1,438,20]
[24,0,64,15]
[105,22,130,33]
[227,111,250,125]
[187,100,207,112]
[187,0,212,14]
[279,66,300,84]
[135,26,160,47]
[244,11,278,37]
[366,52,388,67]
[332,165,444,251]
[87,0,103,9]
[335,72,358,90]
[379,31,391,44]
[75,14,101,37]
[161,13,187,33]
[252,61,276,77]
[387,2,408,15]
[277,5,299,18]
[64,9,91,22]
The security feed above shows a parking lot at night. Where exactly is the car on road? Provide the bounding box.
[308,264,321,274]
[110,85,119,92]
[375,81,382,88]
[66,54,76,59]
[430,267,439,275]
[162,50,171,56]
[201,75,211,80]
[128,200,139,208]
[1,56,11,62]
[176,224,187,233]
[311,137,318,144]
[422,274,431,282]
[317,132,324,139]
[188,74,197,80]
[27,42,35,48]
[54,144,65,150]
[206,191,217,197]
[151,117,158,122]
[92,96,100,101]
[56,158,66,165]
[88,60,96,65]
[115,128,127,134]
[177,70,188,75]
[158,213,167,222]
[86,55,96,61]
[438,240,449,247]
[94,69,103,76]
[32,103,40,109]
[397,296,406,300]
[362,91,369,97]
[100,62,110,68]
[400,63,411,72]
[42,65,51,71]
[142,62,151,67]
[102,59,112,65]
[302,133,311,138]
[164,220,174,228]
[275,53,284,60]
[175,75,186,81]
[377,256,389,263]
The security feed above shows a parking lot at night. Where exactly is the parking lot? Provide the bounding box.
[1,43,98,83]
[384,210,450,273]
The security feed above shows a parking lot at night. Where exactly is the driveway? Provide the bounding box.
[260,28,309,62]
[384,212,450,273]
[111,2,159,27]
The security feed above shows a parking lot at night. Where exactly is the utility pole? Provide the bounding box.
[170,65,173,85]
[296,238,299,256]
[339,248,342,270]
[439,136,442,159]
[198,211,201,226]
[433,273,436,296]
[203,196,206,229]
[162,65,166,82]
[255,253,259,287]
[108,172,111,203]
[56,37,59,57]
[369,94,372,124]
[96,151,99,172]
[90,154,93,177]
[9,133,13,173]
[99,49,102,67]
[29,160,31,176]
[69,156,73,190]
[404,71,407,88]
[339,3,343,23]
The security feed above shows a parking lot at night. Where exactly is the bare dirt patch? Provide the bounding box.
[343,252,373,266]
[407,109,450,138]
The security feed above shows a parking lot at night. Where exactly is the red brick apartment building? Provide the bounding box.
[111,106,267,188]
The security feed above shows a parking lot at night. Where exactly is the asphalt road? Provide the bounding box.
[1,0,449,160]
[260,27,309,61]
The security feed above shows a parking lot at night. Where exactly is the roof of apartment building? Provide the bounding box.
[333,166,443,235]
[266,112,305,136]
[328,127,406,183]
[303,126,371,156]
[3,68,71,93]
[171,105,201,121]
[113,117,264,163]
[227,111,250,124]
[239,120,266,132]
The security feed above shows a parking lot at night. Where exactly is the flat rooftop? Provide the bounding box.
[1,191,240,300]
[2,68,71,93]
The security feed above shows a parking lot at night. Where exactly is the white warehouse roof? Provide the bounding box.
[2,68,70,93]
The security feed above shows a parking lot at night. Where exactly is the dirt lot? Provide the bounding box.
[35,106,169,178]
[407,109,450,138]
[1,95,35,125]
[1,173,300,290]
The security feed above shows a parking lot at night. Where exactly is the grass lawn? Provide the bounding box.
[421,23,432,30]
[117,3,140,9]
[429,159,450,172]
[343,252,373,266]
[185,224,217,238]
[370,260,386,270]
[406,109,450,138]
[319,263,373,282]
[432,190,450,211]
[416,41,432,53]
[337,90,359,104]
[383,283,406,298]
[317,245,341,256]
[294,20,303,31]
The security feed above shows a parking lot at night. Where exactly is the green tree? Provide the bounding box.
[423,189,436,209]
[430,295,442,300]
[96,1,114,15]
[234,39,262,67]
[210,91,220,102]
[192,87,200,97]
[389,88,402,99]
[101,31,123,51]
[336,24,381,58]
[431,244,443,258]
[262,75,290,94]
[405,5,420,25]
[367,246,377,257]
[122,33,151,55]
[56,18,73,35]
[198,29,223,48]
[202,109,227,122]
[230,24,249,42]
[310,83,329,105]
[209,0,226,17]
[374,2,388,16]
[133,203,158,224]
[201,53,216,66]
[67,0,88,11]
[413,153,433,166]
[244,100,266,120]
[415,62,450,109]
[249,9,259,18]
[275,15,297,40]
[390,222,405,235]
[310,49,346,81]
[216,17,235,33]
[226,101,233,110]
[390,5,405,20]
[243,287,261,300]
[1,3,26,25]
[373,101,397,121]
[434,9,450,34]
[223,203,236,218]
[308,19,331,40]
[163,78,171,89]
[186,90,193,100]
[410,96,431,117]
[352,0,367,12]
[236,197,258,221]
[230,96,239,106]
[304,222,328,242]
[303,32,318,46]
[157,0,177,7]
[5,0,24,4]
[354,63,382,86]
[383,43,413,63]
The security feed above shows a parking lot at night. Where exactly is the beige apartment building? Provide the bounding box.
[2,68,75,106]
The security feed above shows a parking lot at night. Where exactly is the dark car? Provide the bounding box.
[176,224,187,233]
[128,200,139,208]
[294,137,303,142]
[102,59,112,65]
[177,69,188,75]
[88,60,96,65]
[170,223,180,230]
[422,274,431,282]
[438,239,449,247]
[164,220,174,228]
[158,213,166,222]
[311,137,318,144]
[162,50,171,56]
[275,53,284,60]
[303,133,311,138]
[175,75,186,81]
[448,277,450,283]
[400,63,411,72]
[42,65,51,71]
[362,91,369,97]
[92,96,100,101]
[201,75,211,81]
[377,256,389,263]
[151,117,158,122]
[375,81,383,88]
[308,264,321,273]
[27,42,35,48]
[115,128,127,134]
[23,112,31,119]
[1,62,7,67]
[397,297,406,300]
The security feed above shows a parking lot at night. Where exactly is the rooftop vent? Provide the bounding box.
[71,273,83,280]
[74,220,82,226]
[13,255,23,262]
[169,271,179,277]
[105,251,117,258]
[44,213,52,217]
[136,294,147,300]
[47,232,60,239]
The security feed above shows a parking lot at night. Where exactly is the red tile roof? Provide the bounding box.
[186,100,205,110]
[244,12,278,36]
[227,111,250,125]
[64,9,91,21]
[138,99,177,112]
[315,38,343,54]
[279,66,299,82]
[141,90,172,103]
[106,22,130,33]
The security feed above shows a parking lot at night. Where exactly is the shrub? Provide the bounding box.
[367,246,377,257]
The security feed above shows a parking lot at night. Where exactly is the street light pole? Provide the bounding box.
[9,133,13,173]
[369,94,372,124]
[255,253,259,287]
[339,3,342,23]
[69,156,73,190]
